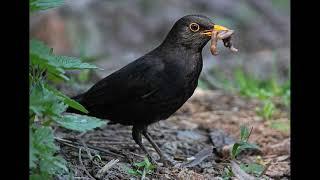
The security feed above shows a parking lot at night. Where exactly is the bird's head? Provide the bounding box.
[161,15,230,51]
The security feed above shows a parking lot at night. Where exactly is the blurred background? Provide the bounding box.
[30,0,290,94]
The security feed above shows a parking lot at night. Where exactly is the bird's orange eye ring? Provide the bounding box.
[189,23,200,32]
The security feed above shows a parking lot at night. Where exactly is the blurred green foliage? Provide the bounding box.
[29,1,108,179]
[210,66,290,120]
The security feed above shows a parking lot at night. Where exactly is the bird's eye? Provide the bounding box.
[189,23,200,32]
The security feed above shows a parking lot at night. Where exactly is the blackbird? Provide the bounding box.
[67,15,231,165]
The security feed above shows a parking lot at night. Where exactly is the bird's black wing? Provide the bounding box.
[81,56,166,109]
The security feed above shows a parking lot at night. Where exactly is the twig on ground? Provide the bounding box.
[80,139,93,160]
[79,147,96,180]
[176,147,213,168]
[55,137,126,158]
[74,177,92,180]
[129,152,145,158]
[77,132,88,138]
[95,159,119,179]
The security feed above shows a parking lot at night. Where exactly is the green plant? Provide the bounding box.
[239,162,265,176]
[30,0,64,12]
[224,126,264,179]
[127,157,156,179]
[218,67,290,120]
[256,100,276,120]
[268,120,290,133]
[30,1,107,179]
[231,125,260,159]
[222,166,234,180]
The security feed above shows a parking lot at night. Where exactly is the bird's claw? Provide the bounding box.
[145,154,158,165]
[157,155,177,167]
[160,159,176,167]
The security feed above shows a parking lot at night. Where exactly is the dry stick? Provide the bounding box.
[79,147,96,180]
[74,177,92,180]
[57,138,143,161]
[55,137,126,158]
[73,177,92,180]
[80,140,102,167]
[177,148,213,168]
[95,159,119,179]
[77,132,88,138]
[88,141,138,145]
[80,139,93,160]
[129,152,145,158]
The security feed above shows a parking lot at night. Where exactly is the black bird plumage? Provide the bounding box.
[67,15,219,165]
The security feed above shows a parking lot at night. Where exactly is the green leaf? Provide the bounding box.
[30,0,64,12]
[30,53,69,81]
[33,127,59,153]
[30,39,100,82]
[133,158,149,168]
[222,166,233,180]
[143,157,155,172]
[128,157,156,178]
[31,126,68,175]
[231,142,241,159]
[231,142,260,159]
[144,157,152,167]
[30,130,38,169]
[30,83,67,117]
[52,56,101,70]
[53,114,107,132]
[30,173,51,180]
[127,168,141,176]
[40,155,68,175]
[30,39,68,80]
[240,125,251,142]
[44,84,88,114]
[240,163,264,176]
[237,142,260,153]
[134,160,147,168]
[30,39,52,56]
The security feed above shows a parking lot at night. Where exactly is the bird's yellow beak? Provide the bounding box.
[213,25,229,31]
[201,25,230,37]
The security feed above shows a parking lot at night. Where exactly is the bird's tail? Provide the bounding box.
[65,94,87,115]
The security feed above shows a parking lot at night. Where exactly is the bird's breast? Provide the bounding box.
[162,52,203,100]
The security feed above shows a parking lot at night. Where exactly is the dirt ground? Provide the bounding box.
[56,88,290,180]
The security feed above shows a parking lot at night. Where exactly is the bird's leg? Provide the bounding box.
[132,126,157,164]
[141,130,164,159]
[142,129,175,167]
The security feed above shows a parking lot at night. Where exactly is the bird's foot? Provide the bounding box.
[145,154,158,165]
[159,158,175,167]
[157,155,176,167]
[145,153,175,167]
